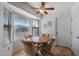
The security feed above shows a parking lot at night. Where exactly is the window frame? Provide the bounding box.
[3,7,12,47]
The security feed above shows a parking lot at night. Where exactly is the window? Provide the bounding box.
[13,14,39,41]
[13,15,30,41]
[32,19,39,27]
[32,19,39,36]
[3,8,12,46]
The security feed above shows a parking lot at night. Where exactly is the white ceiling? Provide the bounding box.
[26,2,74,16]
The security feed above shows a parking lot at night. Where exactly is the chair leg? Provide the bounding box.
[41,50,54,56]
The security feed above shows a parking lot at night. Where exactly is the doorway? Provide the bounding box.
[71,16,79,55]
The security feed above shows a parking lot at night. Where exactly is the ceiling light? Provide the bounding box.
[40,9,44,13]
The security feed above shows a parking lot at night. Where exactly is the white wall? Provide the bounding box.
[56,13,71,47]
[71,2,79,55]
[41,4,73,47]
[41,12,71,47]
[41,14,56,37]
[0,4,4,55]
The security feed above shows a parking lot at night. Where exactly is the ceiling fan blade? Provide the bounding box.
[31,7,39,9]
[45,8,54,10]
[41,2,45,8]
[36,11,40,14]
[44,11,48,14]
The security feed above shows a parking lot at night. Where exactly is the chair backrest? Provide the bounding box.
[41,38,55,56]
[24,35,32,39]
[48,38,55,47]
[42,34,49,37]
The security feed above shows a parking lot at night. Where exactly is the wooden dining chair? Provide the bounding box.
[24,35,32,39]
[21,40,34,55]
[42,34,49,37]
[32,43,42,56]
[21,35,34,55]
[41,38,55,56]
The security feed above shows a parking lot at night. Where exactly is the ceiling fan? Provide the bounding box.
[31,2,54,14]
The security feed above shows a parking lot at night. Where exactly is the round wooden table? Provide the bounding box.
[22,36,49,56]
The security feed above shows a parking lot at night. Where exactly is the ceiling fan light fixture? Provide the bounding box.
[40,9,44,13]
[31,2,54,15]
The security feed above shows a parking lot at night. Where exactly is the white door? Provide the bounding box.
[71,15,79,55]
[56,16,71,47]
